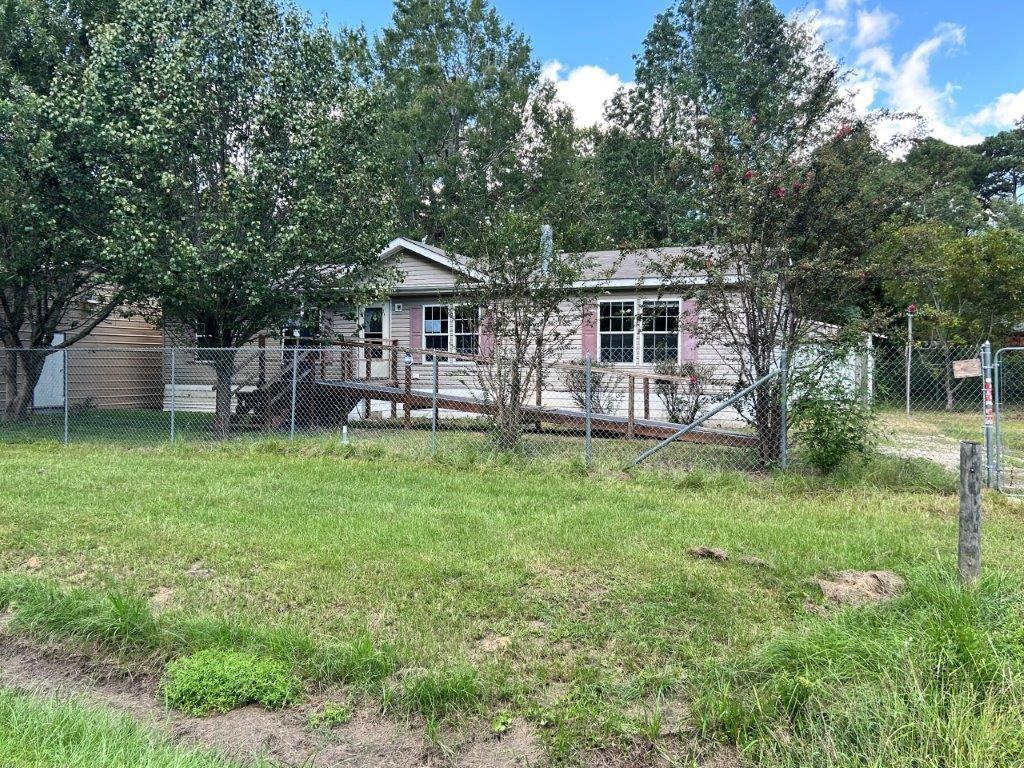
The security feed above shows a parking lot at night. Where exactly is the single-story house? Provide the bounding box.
[161,236,742,424]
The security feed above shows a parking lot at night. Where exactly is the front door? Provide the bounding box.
[33,333,66,410]
[362,305,390,378]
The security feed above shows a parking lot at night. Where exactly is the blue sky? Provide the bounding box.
[296,0,1024,144]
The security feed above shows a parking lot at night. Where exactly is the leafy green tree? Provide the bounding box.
[69,0,397,435]
[976,121,1024,207]
[375,0,609,250]
[899,138,987,231]
[375,0,535,244]
[878,222,1024,409]
[0,0,125,421]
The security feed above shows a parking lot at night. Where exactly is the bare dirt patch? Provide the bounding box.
[687,547,728,562]
[815,570,905,607]
[0,633,428,766]
[0,633,561,767]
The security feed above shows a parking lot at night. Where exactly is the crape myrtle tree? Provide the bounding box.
[452,211,602,450]
[610,0,901,465]
[68,0,397,436]
[0,0,126,421]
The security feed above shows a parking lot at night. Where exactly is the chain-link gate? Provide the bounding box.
[994,346,1024,495]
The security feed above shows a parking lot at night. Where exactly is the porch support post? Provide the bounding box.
[391,340,398,420]
[404,357,412,430]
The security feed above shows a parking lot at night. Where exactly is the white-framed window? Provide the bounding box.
[599,300,636,363]
[423,305,449,360]
[423,305,479,360]
[640,300,680,364]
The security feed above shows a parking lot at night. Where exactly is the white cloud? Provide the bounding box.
[801,1,1024,146]
[853,23,988,145]
[541,61,631,128]
[965,89,1024,128]
[853,7,897,48]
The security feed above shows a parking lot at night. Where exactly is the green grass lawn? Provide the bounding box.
[1,440,1022,765]
[0,687,247,768]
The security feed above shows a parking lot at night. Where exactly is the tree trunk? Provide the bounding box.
[3,349,48,423]
[211,351,237,439]
[943,346,956,412]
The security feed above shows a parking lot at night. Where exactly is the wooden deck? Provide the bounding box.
[317,379,758,448]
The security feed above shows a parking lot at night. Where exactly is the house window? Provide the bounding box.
[423,305,479,360]
[454,306,479,355]
[599,301,635,363]
[423,305,449,360]
[640,301,680,364]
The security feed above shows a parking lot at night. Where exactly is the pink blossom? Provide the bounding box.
[773,186,787,198]
[712,163,722,174]
[743,169,754,181]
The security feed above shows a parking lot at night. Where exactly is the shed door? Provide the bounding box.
[33,333,66,409]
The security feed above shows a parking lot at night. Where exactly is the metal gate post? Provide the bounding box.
[584,354,593,469]
[982,341,995,486]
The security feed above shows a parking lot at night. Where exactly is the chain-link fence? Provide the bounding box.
[0,340,808,473]
[3,338,981,477]
[870,341,987,474]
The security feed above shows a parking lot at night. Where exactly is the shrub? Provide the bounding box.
[563,361,624,414]
[791,384,876,474]
[653,361,722,424]
[161,649,299,716]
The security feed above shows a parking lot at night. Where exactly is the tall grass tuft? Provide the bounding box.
[695,569,1024,767]
[0,688,253,767]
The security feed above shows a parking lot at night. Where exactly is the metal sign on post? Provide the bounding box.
[953,358,982,379]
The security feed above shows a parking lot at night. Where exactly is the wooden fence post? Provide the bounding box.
[959,440,982,585]
[627,375,635,439]
[643,377,650,420]
[391,340,399,420]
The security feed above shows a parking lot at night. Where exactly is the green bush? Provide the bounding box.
[161,649,299,716]
[791,384,877,474]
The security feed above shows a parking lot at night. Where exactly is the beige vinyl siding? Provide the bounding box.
[0,308,163,411]
[394,252,460,292]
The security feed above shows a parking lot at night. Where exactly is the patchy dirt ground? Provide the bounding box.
[815,570,905,608]
[879,432,961,472]
[0,633,542,768]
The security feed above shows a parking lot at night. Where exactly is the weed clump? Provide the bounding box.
[161,649,299,716]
